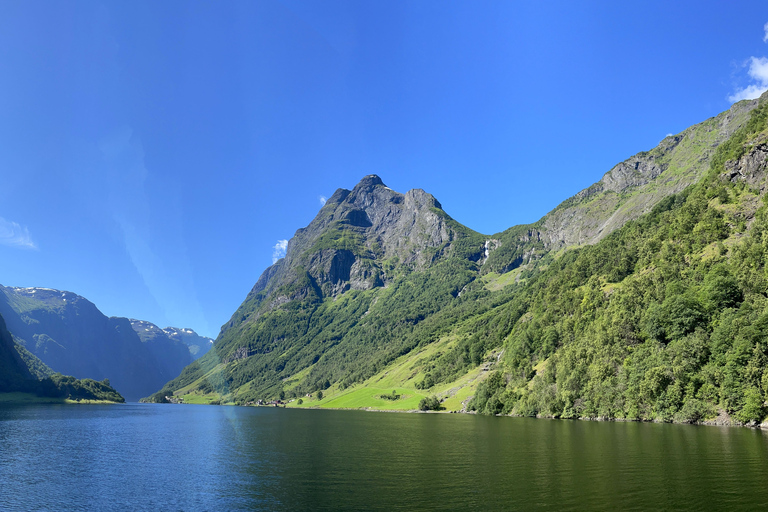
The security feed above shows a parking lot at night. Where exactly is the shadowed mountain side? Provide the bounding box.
[0,313,124,402]
[0,286,193,401]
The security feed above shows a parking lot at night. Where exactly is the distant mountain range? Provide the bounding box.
[151,92,768,425]
[0,285,211,401]
[0,312,124,403]
[130,320,213,360]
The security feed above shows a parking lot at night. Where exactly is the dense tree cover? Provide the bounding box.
[153,253,488,403]
[4,367,125,403]
[470,101,768,424]
[380,390,400,401]
[48,375,125,403]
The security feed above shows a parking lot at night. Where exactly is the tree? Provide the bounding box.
[418,395,441,411]
[737,387,766,424]
[317,390,323,400]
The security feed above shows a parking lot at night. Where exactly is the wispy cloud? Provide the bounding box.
[0,217,37,249]
[319,195,327,206]
[729,24,768,102]
[272,239,288,264]
[730,57,768,102]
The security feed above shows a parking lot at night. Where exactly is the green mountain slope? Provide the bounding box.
[151,94,768,426]
[468,97,768,424]
[483,96,761,274]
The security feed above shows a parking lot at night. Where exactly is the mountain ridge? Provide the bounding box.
[0,285,200,401]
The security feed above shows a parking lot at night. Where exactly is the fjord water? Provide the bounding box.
[2,405,767,511]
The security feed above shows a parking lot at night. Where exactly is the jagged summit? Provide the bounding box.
[324,175,443,211]
[266,175,472,296]
[354,174,384,189]
[224,175,483,334]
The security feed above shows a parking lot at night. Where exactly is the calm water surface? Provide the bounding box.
[1,404,767,510]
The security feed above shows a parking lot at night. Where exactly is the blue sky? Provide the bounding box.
[1,1,767,338]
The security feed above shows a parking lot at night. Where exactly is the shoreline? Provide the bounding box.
[281,402,768,430]
[0,392,123,405]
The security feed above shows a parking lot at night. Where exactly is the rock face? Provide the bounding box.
[483,97,763,274]
[225,175,480,332]
[724,142,768,189]
[0,286,195,401]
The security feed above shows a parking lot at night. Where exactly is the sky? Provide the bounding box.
[1,1,768,338]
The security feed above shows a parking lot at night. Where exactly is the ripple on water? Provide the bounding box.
[1,405,767,511]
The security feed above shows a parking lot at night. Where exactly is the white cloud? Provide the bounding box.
[319,195,327,206]
[764,21,768,43]
[272,239,288,264]
[0,217,37,249]
[729,56,768,102]
[665,133,674,137]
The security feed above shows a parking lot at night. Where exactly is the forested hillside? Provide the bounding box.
[150,93,768,426]
[469,97,768,424]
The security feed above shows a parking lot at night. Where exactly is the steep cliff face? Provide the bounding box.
[0,312,124,402]
[224,175,483,332]
[724,142,768,189]
[483,97,762,274]
[129,319,193,381]
[130,319,212,362]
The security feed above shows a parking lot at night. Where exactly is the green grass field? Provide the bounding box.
[172,317,498,413]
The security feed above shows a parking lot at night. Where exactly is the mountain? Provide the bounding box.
[0,312,124,402]
[483,95,761,274]
[0,286,193,401]
[130,320,213,360]
[153,93,768,425]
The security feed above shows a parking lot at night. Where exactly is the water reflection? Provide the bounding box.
[1,405,767,510]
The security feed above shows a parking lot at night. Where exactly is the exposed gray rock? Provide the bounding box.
[221,175,480,335]
[484,95,764,274]
[724,142,768,190]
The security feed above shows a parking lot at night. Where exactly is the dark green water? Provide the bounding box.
[1,404,767,511]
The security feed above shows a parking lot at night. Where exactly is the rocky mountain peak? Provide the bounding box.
[353,174,384,190]
[227,176,481,333]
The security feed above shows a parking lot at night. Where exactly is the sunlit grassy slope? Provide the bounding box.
[174,329,496,411]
